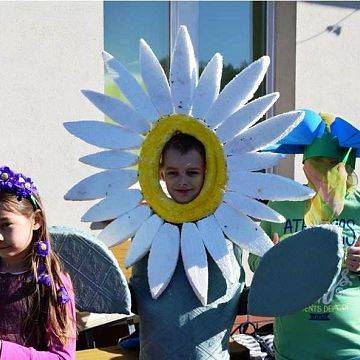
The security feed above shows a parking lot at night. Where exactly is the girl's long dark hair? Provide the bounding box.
[0,191,74,348]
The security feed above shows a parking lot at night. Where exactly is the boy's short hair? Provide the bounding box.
[160,132,206,166]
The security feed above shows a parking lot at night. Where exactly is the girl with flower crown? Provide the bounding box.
[0,166,76,359]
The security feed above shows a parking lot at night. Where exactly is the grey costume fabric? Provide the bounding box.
[248,225,343,317]
[130,244,244,360]
[50,226,131,314]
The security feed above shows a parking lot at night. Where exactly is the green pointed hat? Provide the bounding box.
[303,113,356,169]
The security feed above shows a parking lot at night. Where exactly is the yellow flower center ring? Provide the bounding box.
[138,114,227,223]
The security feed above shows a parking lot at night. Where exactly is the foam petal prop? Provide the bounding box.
[248,225,343,316]
[148,223,180,299]
[103,51,159,122]
[64,121,143,150]
[205,56,270,128]
[79,149,138,170]
[225,111,304,155]
[181,223,209,306]
[125,214,164,267]
[170,26,198,115]
[140,39,174,116]
[50,226,131,314]
[81,90,149,134]
[223,192,285,223]
[214,203,273,256]
[98,205,152,247]
[197,215,235,283]
[64,169,137,201]
[81,190,142,222]
[216,93,279,143]
[227,152,285,172]
[227,171,314,201]
[191,53,222,119]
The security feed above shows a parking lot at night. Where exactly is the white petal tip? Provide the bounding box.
[150,287,163,299]
[199,296,208,306]
[102,51,113,63]
[124,258,132,268]
[179,25,188,33]
[139,38,147,46]
[261,55,270,65]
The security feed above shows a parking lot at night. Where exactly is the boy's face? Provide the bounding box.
[160,148,205,204]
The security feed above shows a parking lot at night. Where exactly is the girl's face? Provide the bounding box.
[160,148,205,204]
[0,207,41,268]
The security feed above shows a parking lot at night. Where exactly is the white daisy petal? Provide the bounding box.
[79,149,138,170]
[102,51,159,122]
[139,39,174,116]
[81,190,142,222]
[214,203,273,256]
[98,205,152,248]
[227,152,285,172]
[125,214,164,268]
[191,53,222,119]
[64,169,137,201]
[228,171,315,201]
[148,223,180,299]
[81,90,150,134]
[225,111,304,155]
[170,26,198,114]
[216,93,279,142]
[64,121,143,150]
[223,192,285,223]
[181,223,208,306]
[205,56,270,128]
[197,215,235,283]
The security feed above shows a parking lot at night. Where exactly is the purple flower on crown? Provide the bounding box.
[36,240,50,257]
[57,286,70,305]
[13,173,38,200]
[0,166,38,200]
[0,166,15,192]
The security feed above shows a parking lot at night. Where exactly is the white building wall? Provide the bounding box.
[295,1,360,182]
[0,1,104,229]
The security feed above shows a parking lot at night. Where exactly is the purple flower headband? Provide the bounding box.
[0,165,39,209]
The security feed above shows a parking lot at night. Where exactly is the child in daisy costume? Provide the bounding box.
[249,110,360,359]
[63,27,339,359]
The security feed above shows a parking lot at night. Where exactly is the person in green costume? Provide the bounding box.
[249,110,360,360]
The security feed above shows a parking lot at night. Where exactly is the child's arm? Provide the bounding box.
[0,273,76,360]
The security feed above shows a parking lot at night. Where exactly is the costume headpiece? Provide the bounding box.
[64,26,314,305]
[0,165,39,209]
[267,110,360,225]
[266,109,359,169]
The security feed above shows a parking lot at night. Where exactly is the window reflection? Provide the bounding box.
[198,1,264,90]
[104,1,170,101]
